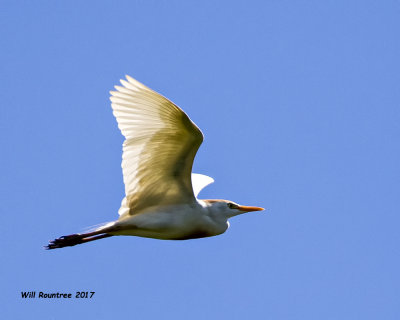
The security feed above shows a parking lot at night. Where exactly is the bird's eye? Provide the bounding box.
[227,203,238,209]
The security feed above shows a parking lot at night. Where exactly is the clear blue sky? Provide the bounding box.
[1,1,399,319]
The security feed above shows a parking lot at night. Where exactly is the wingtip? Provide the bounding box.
[120,79,132,89]
[124,75,147,90]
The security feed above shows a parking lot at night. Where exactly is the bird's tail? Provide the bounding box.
[45,230,113,250]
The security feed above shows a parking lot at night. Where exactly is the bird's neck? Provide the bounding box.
[197,199,228,221]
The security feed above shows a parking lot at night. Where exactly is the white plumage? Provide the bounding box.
[46,76,263,249]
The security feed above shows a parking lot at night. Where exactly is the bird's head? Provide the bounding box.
[203,199,264,218]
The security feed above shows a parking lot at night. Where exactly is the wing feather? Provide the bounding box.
[110,76,203,217]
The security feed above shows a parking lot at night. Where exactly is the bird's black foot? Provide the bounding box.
[45,232,112,250]
[45,234,84,250]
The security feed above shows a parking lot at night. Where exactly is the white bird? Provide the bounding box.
[46,76,264,249]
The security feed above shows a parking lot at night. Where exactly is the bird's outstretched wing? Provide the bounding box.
[191,173,214,198]
[110,76,203,217]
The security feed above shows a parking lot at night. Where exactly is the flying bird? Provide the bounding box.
[46,76,264,249]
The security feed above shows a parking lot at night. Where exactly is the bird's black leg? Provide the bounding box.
[45,231,113,250]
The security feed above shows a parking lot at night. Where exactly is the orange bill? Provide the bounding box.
[237,205,265,212]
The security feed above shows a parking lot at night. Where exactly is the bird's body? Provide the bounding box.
[46,76,263,249]
[108,200,229,240]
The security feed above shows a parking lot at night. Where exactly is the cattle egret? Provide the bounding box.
[46,76,264,249]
